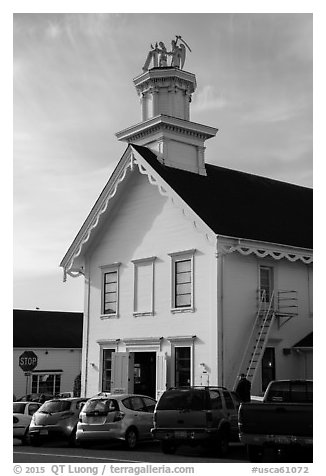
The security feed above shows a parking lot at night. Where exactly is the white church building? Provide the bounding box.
[60,40,312,399]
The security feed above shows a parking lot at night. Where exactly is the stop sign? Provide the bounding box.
[19,351,38,371]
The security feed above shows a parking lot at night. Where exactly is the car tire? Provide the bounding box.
[30,436,42,447]
[216,428,230,457]
[247,444,264,462]
[161,441,177,454]
[125,428,138,450]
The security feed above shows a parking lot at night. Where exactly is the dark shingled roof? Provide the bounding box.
[293,332,313,348]
[13,309,83,348]
[132,144,313,249]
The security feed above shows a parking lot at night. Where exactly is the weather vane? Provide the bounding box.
[142,35,192,72]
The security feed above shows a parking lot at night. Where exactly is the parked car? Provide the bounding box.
[76,393,157,449]
[28,397,88,446]
[238,379,313,462]
[13,401,42,444]
[17,393,55,403]
[151,386,241,456]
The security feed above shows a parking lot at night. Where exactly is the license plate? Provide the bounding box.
[40,429,48,436]
[175,431,187,439]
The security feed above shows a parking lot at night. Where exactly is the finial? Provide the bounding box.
[142,35,191,72]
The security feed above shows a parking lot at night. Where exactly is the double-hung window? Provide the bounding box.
[169,250,195,312]
[101,263,120,318]
[168,336,195,386]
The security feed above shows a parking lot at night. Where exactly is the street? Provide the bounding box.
[13,438,248,464]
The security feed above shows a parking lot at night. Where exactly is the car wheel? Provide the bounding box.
[216,428,229,457]
[161,441,177,454]
[30,436,42,447]
[125,428,138,450]
[247,444,264,462]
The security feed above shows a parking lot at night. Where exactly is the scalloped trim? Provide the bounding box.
[132,150,215,245]
[220,244,313,264]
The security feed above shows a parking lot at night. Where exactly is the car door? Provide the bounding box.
[223,391,240,439]
[129,396,153,439]
[141,397,156,432]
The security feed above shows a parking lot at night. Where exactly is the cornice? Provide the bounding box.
[116,115,218,144]
[216,238,313,264]
[133,68,197,92]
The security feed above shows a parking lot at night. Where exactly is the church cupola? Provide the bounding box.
[116,36,218,176]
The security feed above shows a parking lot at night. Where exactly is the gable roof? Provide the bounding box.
[132,144,312,250]
[13,309,83,348]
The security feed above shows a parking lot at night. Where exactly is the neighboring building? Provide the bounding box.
[13,309,83,398]
[60,45,312,398]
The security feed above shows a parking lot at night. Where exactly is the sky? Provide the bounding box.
[13,11,313,313]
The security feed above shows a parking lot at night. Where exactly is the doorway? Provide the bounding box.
[261,347,275,392]
[133,352,156,398]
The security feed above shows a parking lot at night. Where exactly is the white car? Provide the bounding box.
[76,393,156,449]
[13,401,42,444]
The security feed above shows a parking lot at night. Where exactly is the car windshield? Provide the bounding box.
[157,389,207,411]
[83,399,117,414]
[39,400,72,413]
[266,381,313,403]
[13,403,27,414]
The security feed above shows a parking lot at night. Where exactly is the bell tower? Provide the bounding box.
[116,38,218,176]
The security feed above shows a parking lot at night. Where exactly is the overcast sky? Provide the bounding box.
[13,12,313,312]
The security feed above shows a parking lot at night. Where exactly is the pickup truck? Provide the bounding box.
[238,380,313,462]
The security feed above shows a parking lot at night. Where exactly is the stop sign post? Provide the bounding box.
[19,351,38,371]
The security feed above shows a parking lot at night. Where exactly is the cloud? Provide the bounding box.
[192,85,228,112]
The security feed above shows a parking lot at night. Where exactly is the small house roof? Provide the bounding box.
[13,309,83,348]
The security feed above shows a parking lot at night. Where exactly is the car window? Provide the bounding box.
[130,396,147,412]
[264,381,313,403]
[83,399,117,414]
[28,404,40,416]
[13,403,26,414]
[76,401,85,411]
[157,389,206,411]
[223,391,235,410]
[142,397,156,413]
[290,381,313,403]
[122,398,133,410]
[209,390,222,409]
[39,400,71,413]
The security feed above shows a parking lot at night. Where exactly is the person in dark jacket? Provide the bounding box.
[236,374,251,402]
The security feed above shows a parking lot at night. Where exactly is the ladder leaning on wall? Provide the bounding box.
[234,290,276,388]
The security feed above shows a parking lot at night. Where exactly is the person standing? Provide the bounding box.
[236,373,251,402]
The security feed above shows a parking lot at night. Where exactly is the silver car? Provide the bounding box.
[76,393,156,449]
[29,397,88,446]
